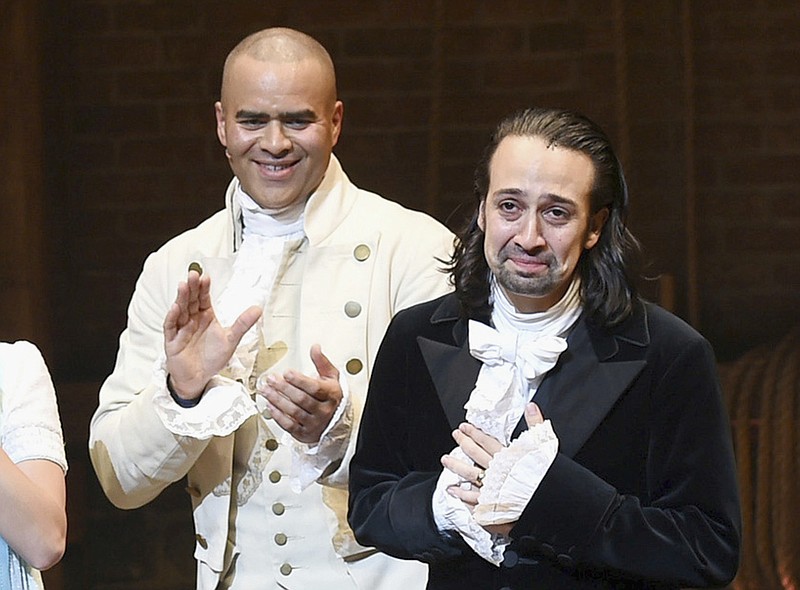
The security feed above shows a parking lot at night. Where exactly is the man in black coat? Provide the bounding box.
[348,107,741,589]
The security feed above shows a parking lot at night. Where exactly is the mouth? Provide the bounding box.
[254,159,299,178]
[505,255,552,274]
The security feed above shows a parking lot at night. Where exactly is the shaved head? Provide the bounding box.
[221,28,337,103]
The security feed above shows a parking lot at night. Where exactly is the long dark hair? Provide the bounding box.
[446,107,642,327]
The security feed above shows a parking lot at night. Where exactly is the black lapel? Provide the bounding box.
[417,336,480,431]
[514,313,648,457]
[416,297,485,431]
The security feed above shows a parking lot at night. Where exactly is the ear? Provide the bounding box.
[477,200,486,231]
[584,207,609,250]
[214,101,227,148]
[330,100,344,147]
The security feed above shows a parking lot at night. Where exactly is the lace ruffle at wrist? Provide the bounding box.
[473,419,558,526]
[152,361,257,439]
[432,447,509,565]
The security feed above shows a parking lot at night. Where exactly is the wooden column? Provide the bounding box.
[0,0,49,351]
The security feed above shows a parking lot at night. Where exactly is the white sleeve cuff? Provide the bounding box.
[431,447,508,566]
[287,369,353,492]
[473,420,559,526]
[152,362,257,440]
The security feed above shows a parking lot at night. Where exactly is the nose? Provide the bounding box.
[515,213,546,252]
[258,120,292,156]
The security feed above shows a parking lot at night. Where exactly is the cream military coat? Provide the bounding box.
[89,156,454,588]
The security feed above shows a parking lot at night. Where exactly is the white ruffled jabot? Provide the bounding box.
[432,276,582,565]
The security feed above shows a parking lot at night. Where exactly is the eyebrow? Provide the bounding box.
[234,109,318,120]
[491,189,577,206]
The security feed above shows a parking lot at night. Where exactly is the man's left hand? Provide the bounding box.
[257,344,343,444]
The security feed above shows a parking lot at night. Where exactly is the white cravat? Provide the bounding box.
[432,276,582,565]
[466,277,581,444]
[214,183,306,380]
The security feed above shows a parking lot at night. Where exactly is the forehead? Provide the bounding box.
[222,54,334,113]
[488,135,596,206]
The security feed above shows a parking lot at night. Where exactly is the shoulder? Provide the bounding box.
[350,189,453,240]
[588,300,714,364]
[628,302,717,370]
[388,293,459,338]
[642,302,709,349]
[0,341,48,376]
[0,340,54,411]
[152,209,232,257]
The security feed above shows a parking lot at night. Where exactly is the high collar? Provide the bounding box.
[225,155,354,251]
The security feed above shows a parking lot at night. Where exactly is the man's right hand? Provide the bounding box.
[163,269,262,402]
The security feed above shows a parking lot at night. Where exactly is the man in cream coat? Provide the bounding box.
[89,27,453,589]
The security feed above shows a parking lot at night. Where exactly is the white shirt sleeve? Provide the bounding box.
[0,341,68,474]
[431,445,509,565]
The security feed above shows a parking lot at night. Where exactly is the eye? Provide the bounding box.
[238,118,265,130]
[542,206,571,224]
[499,200,519,213]
[283,118,312,130]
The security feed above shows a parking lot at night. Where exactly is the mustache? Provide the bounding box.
[498,245,556,266]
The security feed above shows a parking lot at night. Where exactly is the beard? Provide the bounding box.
[492,246,566,299]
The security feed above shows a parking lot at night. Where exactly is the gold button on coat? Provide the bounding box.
[344,301,362,318]
[274,533,288,546]
[195,534,208,549]
[272,502,285,515]
[265,438,279,451]
[346,358,363,375]
[187,261,203,275]
[353,244,371,261]
[280,563,293,576]
[269,470,281,483]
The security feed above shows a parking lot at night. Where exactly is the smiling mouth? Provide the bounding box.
[257,161,296,171]
[254,159,300,179]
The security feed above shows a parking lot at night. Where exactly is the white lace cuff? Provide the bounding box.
[473,420,558,526]
[288,370,353,492]
[152,368,258,440]
[432,447,508,565]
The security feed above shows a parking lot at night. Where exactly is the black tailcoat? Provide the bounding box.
[349,293,740,589]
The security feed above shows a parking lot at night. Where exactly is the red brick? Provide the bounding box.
[290,1,386,27]
[116,69,207,101]
[343,95,431,129]
[442,0,569,24]
[162,34,228,68]
[337,60,433,94]
[71,104,160,135]
[200,2,291,31]
[69,36,162,69]
[440,26,526,57]
[721,156,800,185]
[695,123,762,152]
[482,57,576,91]
[343,28,432,58]
[115,1,204,32]
[119,137,206,168]
[722,224,800,253]
[378,0,436,25]
[527,22,588,54]
[763,49,800,80]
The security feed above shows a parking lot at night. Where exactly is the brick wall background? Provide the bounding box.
[1,0,799,588]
